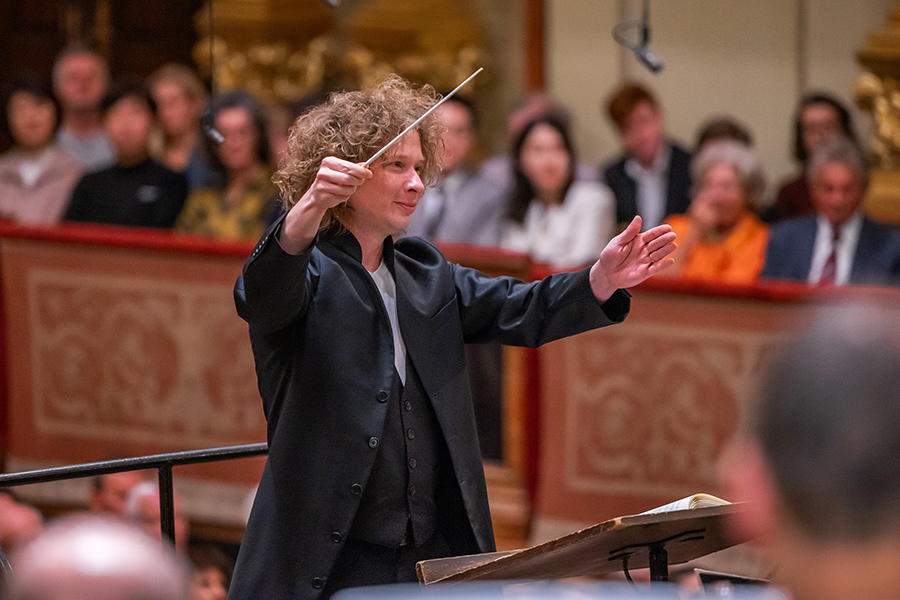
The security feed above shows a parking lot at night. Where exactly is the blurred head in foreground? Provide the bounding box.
[723,298,900,600]
[3,515,189,600]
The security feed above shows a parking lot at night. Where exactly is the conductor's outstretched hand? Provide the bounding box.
[589,216,677,302]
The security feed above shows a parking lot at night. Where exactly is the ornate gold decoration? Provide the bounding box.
[856,2,900,224]
[855,73,900,170]
[192,0,487,104]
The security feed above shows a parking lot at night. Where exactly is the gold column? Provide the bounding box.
[856,1,900,224]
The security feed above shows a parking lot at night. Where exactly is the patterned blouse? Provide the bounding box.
[176,169,279,241]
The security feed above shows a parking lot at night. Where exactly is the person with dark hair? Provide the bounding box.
[229,74,676,600]
[694,116,754,151]
[187,543,232,600]
[64,81,188,228]
[722,300,900,600]
[602,82,692,230]
[175,90,279,240]
[0,78,82,223]
[52,44,115,173]
[501,114,614,268]
[767,92,857,222]
[761,137,900,286]
[89,470,146,518]
[403,95,508,247]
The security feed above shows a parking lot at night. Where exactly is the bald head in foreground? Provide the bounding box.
[724,298,900,600]
[3,515,189,600]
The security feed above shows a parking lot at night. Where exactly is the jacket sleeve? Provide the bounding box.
[450,263,630,347]
[234,215,317,334]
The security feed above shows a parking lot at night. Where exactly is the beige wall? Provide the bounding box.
[546,0,895,204]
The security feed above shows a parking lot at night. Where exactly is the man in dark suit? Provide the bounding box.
[602,83,692,230]
[761,137,900,286]
[230,76,677,600]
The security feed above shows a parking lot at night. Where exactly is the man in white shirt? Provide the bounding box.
[602,83,692,230]
[761,137,900,286]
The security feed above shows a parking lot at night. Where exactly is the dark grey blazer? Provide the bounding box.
[760,215,900,286]
[602,142,692,227]
[230,219,630,600]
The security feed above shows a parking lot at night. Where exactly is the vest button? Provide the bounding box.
[376,390,388,402]
[404,400,412,411]
[406,428,415,440]
[350,483,362,495]
[408,485,417,497]
[331,532,343,543]
[408,458,417,469]
[368,437,379,448]
[312,577,324,589]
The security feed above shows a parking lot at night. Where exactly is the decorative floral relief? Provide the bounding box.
[28,270,265,447]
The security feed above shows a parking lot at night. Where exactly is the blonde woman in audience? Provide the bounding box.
[176,91,279,240]
[501,114,615,269]
[663,140,768,285]
[147,63,214,192]
[0,79,82,224]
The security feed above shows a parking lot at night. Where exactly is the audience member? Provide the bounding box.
[602,82,692,230]
[1,514,190,600]
[480,93,600,195]
[52,44,115,173]
[187,543,232,600]
[176,90,279,240]
[265,99,295,171]
[761,137,900,286]
[766,92,856,222]
[723,300,900,600]
[147,63,214,192]
[0,491,43,555]
[404,95,507,247]
[501,114,615,269]
[89,470,147,517]
[125,481,189,551]
[694,116,754,151]
[65,81,188,228]
[663,140,768,285]
[0,79,82,224]
[403,95,508,460]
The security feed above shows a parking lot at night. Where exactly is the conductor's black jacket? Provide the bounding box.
[230,219,631,600]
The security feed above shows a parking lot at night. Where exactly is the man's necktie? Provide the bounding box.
[819,224,841,285]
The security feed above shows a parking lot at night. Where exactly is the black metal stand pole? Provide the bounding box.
[158,463,176,546]
[648,544,668,583]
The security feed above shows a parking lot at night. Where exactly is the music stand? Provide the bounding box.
[418,504,752,585]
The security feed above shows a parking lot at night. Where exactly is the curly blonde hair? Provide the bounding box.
[274,75,444,231]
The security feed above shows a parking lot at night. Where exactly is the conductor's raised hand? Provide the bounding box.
[280,157,372,255]
[589,216,677,302]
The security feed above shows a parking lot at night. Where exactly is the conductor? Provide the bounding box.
[230,75,677,600]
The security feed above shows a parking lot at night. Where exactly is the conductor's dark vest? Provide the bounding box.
[348,357,446,547]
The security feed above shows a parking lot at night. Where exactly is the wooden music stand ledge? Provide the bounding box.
[417,504,752,585]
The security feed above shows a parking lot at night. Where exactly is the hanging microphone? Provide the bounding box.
[613,0,664,74]
[201,114,224,144]
[634,46,663,73]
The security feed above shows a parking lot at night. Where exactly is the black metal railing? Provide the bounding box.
[0,443,268,552]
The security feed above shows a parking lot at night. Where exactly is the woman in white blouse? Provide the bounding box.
[501,114,614,269]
